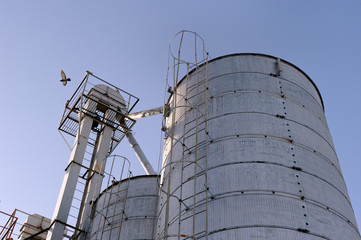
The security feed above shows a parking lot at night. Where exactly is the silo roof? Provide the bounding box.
[174,53,325,111]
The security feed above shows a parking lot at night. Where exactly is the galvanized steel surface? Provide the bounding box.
[88,175,159,240]
[156,54,360,239]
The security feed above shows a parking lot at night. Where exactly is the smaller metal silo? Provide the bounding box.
[88,175,159,240]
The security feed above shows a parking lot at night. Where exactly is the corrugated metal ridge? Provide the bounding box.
[172,53,325,112]
[94,174,160,203]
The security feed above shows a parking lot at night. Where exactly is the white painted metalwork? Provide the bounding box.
[127,106,164,120]
[47,73,139,240]
[47,113,94,240]
[125,132,156,175]
[18,214,51,240]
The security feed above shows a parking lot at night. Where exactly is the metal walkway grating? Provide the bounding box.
[58,72,138,155]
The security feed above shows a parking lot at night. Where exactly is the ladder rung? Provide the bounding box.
[68,214,78,219]
[71,205,80,210]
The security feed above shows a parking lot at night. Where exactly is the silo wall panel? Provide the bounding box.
[307,203,360,239]
[299,171,356,225]
[208,113,288,140]
[207,195,305,231]
[287,120,340,170]
[205,137,349,202]
[156,54,360,240]
[284,100,333,147]
[207,227,327,240]
[204,162,355,226]
[204,55,322,107]
[280,80,324,121]
[89,175,159,240]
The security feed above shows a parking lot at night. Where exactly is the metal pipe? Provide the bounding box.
[127,106,163,120]
[125,132,156,175]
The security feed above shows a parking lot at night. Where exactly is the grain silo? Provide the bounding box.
[88,175,159,240]
[156,53,360,239]
[16,32,357,240]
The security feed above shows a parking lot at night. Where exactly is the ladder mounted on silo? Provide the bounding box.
[158,30,213,239]
[88,155,132,240]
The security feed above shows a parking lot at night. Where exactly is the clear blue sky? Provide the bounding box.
[1,0,360,232]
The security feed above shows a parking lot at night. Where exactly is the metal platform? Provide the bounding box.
[58,72,139,154]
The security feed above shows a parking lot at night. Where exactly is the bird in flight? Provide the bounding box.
[60,70,71,86]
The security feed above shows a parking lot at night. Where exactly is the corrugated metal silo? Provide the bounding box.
[156,54,360,239]
[88,175,159,240]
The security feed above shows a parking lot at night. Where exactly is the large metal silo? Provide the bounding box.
[156,54,360,239]
[88,175,159,240]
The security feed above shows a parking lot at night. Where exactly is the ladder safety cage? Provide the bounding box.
[158,30,212,240]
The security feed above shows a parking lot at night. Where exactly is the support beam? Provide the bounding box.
[127,106,163,120]
[125,132,156,175]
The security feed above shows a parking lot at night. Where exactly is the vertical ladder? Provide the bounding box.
[99,157,131,239]
[159,30,210,240]
[179,55,210,239]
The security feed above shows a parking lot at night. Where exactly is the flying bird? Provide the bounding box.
[60,70,71,86]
